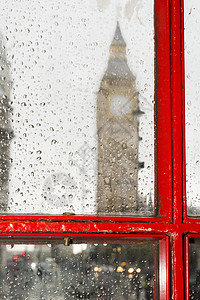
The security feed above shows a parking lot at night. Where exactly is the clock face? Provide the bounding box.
[110,95,131,116]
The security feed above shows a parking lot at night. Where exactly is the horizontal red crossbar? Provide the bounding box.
[0,219,198,234]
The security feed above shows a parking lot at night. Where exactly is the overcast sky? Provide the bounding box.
[0,0,154,214]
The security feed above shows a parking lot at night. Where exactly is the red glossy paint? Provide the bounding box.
[181,0,187,225]
[0,0,198,299]
[0,219,199,234]
[170,0,184,298]
[185,235,189,300]
[159,237,170,300]
[155,0,172,222]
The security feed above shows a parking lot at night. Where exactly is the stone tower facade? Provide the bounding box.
[0,39,13,212]
[97,23,142,215]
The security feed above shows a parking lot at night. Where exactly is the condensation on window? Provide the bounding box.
[189,238,200,298]
[0,241,158,299]
[0,0,154,215]
[185,0,200,216]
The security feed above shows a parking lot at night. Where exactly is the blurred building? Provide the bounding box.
[0,38,13,212]
[0,37,13,298]
[97,22,144,215]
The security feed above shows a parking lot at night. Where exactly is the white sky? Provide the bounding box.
[0,0,154,214]
[185,0,200,215]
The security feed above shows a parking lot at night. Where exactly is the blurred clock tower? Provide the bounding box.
[97,22,143,215]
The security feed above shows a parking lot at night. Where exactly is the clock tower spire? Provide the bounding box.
[97,23,142,215]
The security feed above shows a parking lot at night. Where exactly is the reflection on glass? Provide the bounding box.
[189,238,200,299]
[185,0,200,216]
[0,0,154,215]
[0,241,158,299]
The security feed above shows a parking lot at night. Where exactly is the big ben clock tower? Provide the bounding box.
[97,22,143,215]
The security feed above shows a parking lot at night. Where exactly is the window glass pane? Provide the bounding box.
[185,0,200,216]
[0,0,154,215]
[189,237,200,299]
[0,240,159,299]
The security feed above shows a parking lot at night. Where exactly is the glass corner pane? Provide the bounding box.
[0,0,155,216]
[0,238,160,299]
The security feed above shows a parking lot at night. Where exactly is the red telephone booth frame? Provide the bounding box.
[0,0,197,299]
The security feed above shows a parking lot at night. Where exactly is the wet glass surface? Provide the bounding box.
[185,0,200,216]
[0,241,158,299]
[0,0,154,215]
[189,238,200,299]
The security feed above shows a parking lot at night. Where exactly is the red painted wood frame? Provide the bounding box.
[0,0,196,299]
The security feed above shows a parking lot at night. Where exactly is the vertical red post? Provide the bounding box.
[159,237,170,300]
[156,0,173,220]
[171,231,184,300]
[170,0,185,298]
[185,235,189,300]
